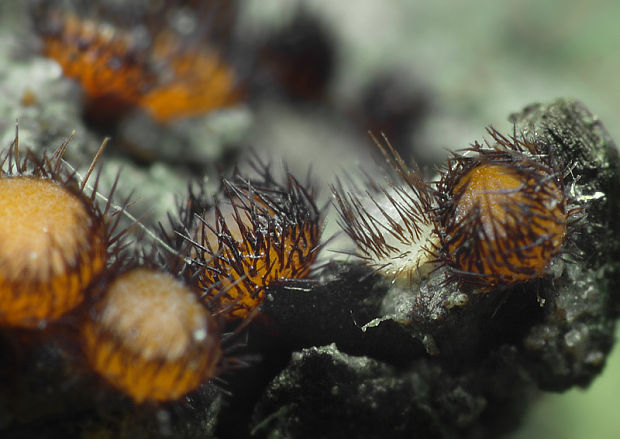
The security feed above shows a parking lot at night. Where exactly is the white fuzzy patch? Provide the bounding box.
[360,188,438,285]
[335,181,439,286]
[371,221,438,284]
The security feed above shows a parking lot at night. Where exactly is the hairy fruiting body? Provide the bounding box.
[83,268,220,403]
[332,134,439,285]
[40,14,147,119]
[37,11,242,123]
[139,43,241,122]
[0,139,112,328]
[437,128,571,288]
[188,170,322,320]
[0,177,105,327]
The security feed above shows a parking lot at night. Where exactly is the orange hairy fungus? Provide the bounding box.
[138,38,242,123]
[37,11,242,124]
[188,169,322,321]
[83,268,221,403]
[0,138,109,328]
[40,13,152,120]
[437,128,570,288]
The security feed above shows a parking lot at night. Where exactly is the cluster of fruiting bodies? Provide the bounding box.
[35,5,242,124]
[0,2,327,405]
[0,136,322,403]
[0,1,579,408]
[0,125,577,405]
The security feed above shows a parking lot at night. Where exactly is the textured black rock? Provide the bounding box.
[246,99,620,438]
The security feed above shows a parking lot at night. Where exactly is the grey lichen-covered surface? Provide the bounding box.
[1,0,620,438]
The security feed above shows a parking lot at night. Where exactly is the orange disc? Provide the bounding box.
[445,163,567,286]
[0,176,106,327]
[83,268,221,402]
